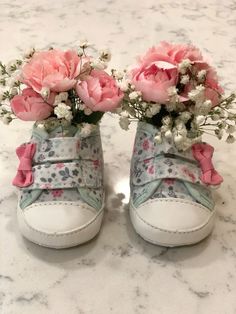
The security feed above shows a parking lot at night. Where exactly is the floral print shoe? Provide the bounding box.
[129,122,223,247]
[13,122,104,249]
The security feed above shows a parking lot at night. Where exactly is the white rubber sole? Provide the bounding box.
[17,205,104,249]
[129,200,216,247]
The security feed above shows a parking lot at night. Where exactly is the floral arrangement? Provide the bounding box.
[116,42,236,150]
[0,41,123,133]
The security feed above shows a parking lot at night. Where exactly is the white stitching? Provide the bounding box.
[23,201,97,214]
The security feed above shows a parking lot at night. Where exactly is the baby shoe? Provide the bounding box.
[13,122,104,249]
[129,122,222,247]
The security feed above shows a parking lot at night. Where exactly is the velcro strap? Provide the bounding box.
[33,136,101,164]
[22,160,102,190]
[132,155,202,186]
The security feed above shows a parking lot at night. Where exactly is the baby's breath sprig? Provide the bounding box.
[115,69,236,150]
[198,93,236,143]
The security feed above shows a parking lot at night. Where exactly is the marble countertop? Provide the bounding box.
[1,0,236,313]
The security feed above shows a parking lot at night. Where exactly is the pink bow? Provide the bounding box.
[12,143,36,188]
[192,143,223,186]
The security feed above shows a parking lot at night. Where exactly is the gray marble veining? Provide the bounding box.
[1,0,236,313]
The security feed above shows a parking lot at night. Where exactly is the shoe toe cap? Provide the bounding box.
[130,198,215,247]
[18,201,103,248]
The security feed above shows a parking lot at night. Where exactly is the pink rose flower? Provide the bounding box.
[22,49,86,93]
[76,70,123,112]
[129,44,179,103]
[10,88,54,121]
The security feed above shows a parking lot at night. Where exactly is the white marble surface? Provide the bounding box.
[1,0,236,313]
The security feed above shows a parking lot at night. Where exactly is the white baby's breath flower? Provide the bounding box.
[226,125,235,134]
[84,107,93,115]
[23,47,35,59]
[37,123,45,129]
[168,86,178,97]
[145,104,161,117]
[195,115,205,125]
[1,112,12,124]
[164,129,173,139]
[40,87,50,100]
[150,104,161,115]
[113,70,124,80]
[120,110,129,118]
[178,59,192,74]
[162,115,172,126]
[6,60,17,73]
[90,60,107,70]
[80,123,94,137]
[11,87,18,96]
[79,39,90,49]
[129,91,141,100]
[188,85,205,102]
[99,48,111,62]
[126,106,136,116]
[196,99,212,115]
[179,111,192,123]
[140,102,147,108]
[211,113,220,121]
[226,134,235,143]
[55,92,68,104]
[119,116,130,130]
[197,69,207,82]
[228,112,236,120]
[154,134,162,144]
[161,125,170,133]
[118,80,129,92]
[215,129,223,139]
[54,103,72,121]
[167,86,179,104]
[166,102,177,112]
[7,76,17,88]
[174,134,184,144]
[145,109,152,118]
[175,121,187,137]
[180,74,190,85]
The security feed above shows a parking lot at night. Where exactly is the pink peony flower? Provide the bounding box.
[154,42,223,106]
[76,70,123,112]
[129,44,179,103]
[130,42,223,106]
[130,60,178,104]
[143,41,203,64]
[10,88,54,121]
[22,49,87,93]
[182,61,224,106]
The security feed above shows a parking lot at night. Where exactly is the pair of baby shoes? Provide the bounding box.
[13,120,221,249]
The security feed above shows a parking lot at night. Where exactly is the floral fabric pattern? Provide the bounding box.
[130,122,214,210]
[18,124,104,210]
